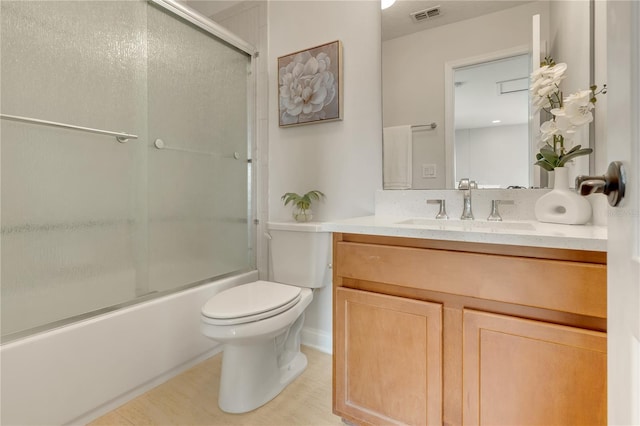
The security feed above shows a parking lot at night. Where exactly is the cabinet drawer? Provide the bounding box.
[335,241,606,318]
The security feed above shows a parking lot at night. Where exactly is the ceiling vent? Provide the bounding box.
[410,6,442,22]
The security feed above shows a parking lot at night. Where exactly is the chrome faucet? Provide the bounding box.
[458,178,477,220]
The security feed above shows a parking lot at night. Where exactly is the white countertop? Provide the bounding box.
[322,215,607,252]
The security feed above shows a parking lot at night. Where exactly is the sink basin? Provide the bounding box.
[395,218,536,231]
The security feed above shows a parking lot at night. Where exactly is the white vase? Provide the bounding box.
[534,167,592,224]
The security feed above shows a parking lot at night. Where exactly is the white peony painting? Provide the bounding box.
[278,40,343,127]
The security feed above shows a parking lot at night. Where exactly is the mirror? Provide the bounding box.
[382,0,593,189]
[451,52,530,188]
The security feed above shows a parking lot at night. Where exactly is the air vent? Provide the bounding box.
[497,77,529,95]
[410,5,441,22]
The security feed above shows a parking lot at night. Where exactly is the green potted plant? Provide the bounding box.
[281,190,325,222]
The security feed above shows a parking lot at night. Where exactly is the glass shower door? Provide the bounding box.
[1,1,254,341]
[146,4,253,292]
[1,1,148,338]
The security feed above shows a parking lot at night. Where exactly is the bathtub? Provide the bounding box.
[0,270,258,425]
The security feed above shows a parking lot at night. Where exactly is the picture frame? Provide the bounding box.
[277,40,343,127]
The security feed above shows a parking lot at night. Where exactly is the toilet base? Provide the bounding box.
[218,339,308,414]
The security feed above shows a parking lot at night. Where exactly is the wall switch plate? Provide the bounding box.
[422,163,437,178]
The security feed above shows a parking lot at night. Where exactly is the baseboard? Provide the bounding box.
[301,327,332,355]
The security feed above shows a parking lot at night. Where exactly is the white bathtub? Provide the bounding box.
[0,270,258,425]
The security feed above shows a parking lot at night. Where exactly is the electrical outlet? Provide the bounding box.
[422,163,437,178]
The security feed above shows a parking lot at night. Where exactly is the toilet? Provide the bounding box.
[200,221,330,414]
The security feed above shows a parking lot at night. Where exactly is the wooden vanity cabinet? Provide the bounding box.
[332,233,607,426]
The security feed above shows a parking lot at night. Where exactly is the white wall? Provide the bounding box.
[268,1,382,222]
[267,0,382,350]
[593,0,607,177]
[455,124,529,188]
[548,0,592,185]
[549,0,590,96]
[412,127,446,189]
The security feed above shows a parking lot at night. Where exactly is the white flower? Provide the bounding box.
[548,90,594,137]
[530,62,567,112]
[532,94,552,111]
[539,119,559,142]
[530,64,550,80]
[531,58,602,170]
[550,109,577,137]
[563,90,595,126]
[279,51,336,125]
[540,117,576,143]
[530,63,566,93]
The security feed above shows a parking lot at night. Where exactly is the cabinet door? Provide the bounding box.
[463,309,607,425]
[334,287,442,425]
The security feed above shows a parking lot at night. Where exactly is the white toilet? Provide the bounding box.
[200,221,330,414]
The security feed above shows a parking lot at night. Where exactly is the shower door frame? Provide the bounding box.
[150,0,256,56]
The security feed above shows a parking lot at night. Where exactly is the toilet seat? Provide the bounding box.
[202,281,302,326]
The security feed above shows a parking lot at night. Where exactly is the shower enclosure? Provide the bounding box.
[1,0,256,342]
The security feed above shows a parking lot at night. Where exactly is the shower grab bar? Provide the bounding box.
[412,122,437,130]
[153,138,242,160]
[0,113,138,143]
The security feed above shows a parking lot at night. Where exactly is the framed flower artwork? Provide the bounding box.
[278,40,343,127]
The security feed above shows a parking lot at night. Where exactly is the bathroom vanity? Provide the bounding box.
[327,217,607,426]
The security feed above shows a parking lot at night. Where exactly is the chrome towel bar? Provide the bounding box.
[153,138,242,160]
[0,113,138,143]
[411,122,437,130]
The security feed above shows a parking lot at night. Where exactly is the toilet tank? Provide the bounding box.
[267,222,331,288]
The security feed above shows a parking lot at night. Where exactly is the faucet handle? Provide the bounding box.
[487,199,514,222]
[427,199,449,219]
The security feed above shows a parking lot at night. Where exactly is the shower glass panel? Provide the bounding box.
[147,4,252,292]
[0,1,254,341]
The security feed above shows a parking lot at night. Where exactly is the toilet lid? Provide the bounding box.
[201,281,302,325]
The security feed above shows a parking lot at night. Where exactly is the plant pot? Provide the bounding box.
[534,167,592,224]
[292,207,313,222]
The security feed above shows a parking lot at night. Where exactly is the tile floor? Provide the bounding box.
[88,346,342,426]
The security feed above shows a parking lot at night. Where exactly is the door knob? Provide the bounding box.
[575,161,626,207]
